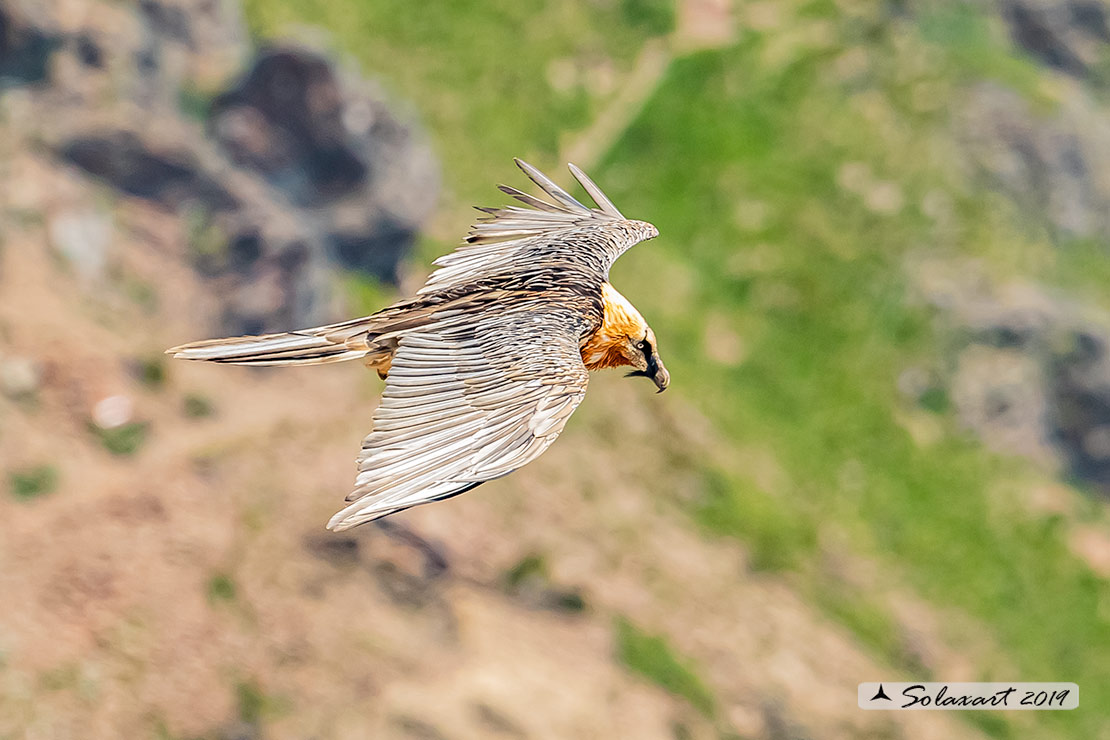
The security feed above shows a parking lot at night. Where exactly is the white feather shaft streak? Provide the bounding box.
[496,185,569,213]
[514,158,591,213]
[354,439,479,497]
[167,334,370,365]
[197,350,369,367]
[340,307,588,521]
[169,333,327,358]
[374,397,466,420]
[568,163,624,218]
[364,419,486,469]
[362,411,487,448]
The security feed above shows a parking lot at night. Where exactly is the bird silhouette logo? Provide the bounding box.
[871,684,892,702]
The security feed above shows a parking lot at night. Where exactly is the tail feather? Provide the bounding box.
[166,325,372,366]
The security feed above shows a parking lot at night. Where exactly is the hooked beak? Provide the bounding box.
[649,353,670,393]
[626,352,670,393]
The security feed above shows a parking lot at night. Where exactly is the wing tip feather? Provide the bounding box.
[567,162,625,219]
[512,158,591,213]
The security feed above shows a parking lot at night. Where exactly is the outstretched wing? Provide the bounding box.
[327,300,591,530]
[419,158,656,295]
[165,160,655,369]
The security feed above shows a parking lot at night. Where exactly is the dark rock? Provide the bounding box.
[980,325,1032,349]
[17,1,436,335]
[214,239,331,336]
[73,34,104,69]
[62,131,239,211]
[58,122,338,336]
[1046,330,1110,490]
[227,231,263,272]
[211,49,366,205]
[360,520,455,612]
[304,534,361,567]
[373,519,450,579]
[330,218,415,282]
[225,314,264,336]
[274,239,310,272]
[999,0,1110,81]
[1071,1,1110,42]
[1002,1,1088,77]
[139,0,194,46]
[0,5,61,88]
[133,45,160,78]
[372,561,439,608]
[210,46,438,283]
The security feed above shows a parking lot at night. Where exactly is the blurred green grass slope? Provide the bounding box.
[243,0,669,206]
[245,1,1109,736]
[600,33,1108,739]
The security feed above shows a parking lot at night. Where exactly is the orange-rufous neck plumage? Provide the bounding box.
[580,282,648,370]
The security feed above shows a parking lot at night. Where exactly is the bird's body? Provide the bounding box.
[168,160,667,530]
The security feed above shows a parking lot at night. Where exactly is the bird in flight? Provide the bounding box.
[168,159,668,530]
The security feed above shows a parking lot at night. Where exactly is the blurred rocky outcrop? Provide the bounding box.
[955,0,1110,243]
[1000,0,1110,79]
[958,83,1110,243]
[913,258,1110,496]
[0,0,438,335]
[935,0,1110,496]
[0,3,60,87]
[210,48,438,280]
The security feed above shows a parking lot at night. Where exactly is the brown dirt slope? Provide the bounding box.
[0,123,993,740]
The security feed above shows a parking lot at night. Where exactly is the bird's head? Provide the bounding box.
[584,283,670,392]
[623,325,670,393]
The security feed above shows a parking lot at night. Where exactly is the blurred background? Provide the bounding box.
[1,0,1109,737]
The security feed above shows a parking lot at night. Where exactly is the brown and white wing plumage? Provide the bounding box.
[166,159,655,368]
[165,314,384,366]
[166,159,661,529]
[324,161,660,528]
[420,158,656,295]
[327,301,590,530]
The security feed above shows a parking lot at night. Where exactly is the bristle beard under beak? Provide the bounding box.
[625,354,669,393]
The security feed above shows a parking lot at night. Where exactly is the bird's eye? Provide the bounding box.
[636,340,648,352]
